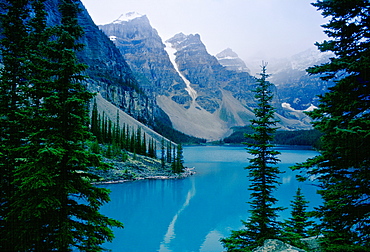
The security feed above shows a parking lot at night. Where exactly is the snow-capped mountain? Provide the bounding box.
[113,12,144,23]
[99,14,313,140]
[268,48,334,110]
[99,14,190,102]
[216,48,250,73]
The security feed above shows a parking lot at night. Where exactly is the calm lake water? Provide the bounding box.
[99,145,321,252]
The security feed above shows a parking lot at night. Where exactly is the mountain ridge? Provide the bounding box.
[98,13,316,140]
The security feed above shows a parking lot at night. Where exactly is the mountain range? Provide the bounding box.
[98,12,328,140]
[0,3,331,142]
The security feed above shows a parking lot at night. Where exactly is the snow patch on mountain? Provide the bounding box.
[164,42,198,101]
[113,12,144,23]
[282,102,317,112]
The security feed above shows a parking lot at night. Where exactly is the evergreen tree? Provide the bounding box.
[292,1,370,250]
[221,64,283,251]
[91,98,99,137]
[90,139,100,154]
[148,138,157,159]
[282,188,314,248]
[121,123,127,149]
[167,141,172,163]
[161,138,166,168]
[97,113,102,143]
[130,130,136,153]
[136,127,142,155]
[142,133,147,155]
[101,111,107,142]
[107,118,113,144]
[115,109,120,141]
[172,143,184,173]
[0,1,32,249]
[153,141,157,159]
[1,0,123,250]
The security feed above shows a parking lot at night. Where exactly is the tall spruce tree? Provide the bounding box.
[221,64,283,251]
[161,138,166,168]
[91,98,99,137]
[0,0,123,250]
[282,188,314,248]
[0,0,31,249]
[292,1,370,251]
[172,143,184,173]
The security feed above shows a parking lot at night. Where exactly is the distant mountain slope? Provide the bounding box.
[93,94,174,146]
[75,3,172,129]
[99,14,313,140]
[0,1,188,144]
[216,48,250,73]
[98,13,190,102]
[269,48,334,110]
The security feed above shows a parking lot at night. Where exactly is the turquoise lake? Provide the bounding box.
[99,145,321,251]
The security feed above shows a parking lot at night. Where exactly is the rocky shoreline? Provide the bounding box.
[92,167,196,185]
[90,152,196,184]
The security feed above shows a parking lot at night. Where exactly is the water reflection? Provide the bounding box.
[99,146,320,252]
[159,179,196,251]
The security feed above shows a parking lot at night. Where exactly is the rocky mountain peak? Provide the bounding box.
[99,15,191,103]
[166,33,205,52]
[99,14,314,140]
[216,48,250,73]
[112,12,146,23]
[216,48,238,58]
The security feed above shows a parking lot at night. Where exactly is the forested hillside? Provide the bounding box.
[224,127,322,147]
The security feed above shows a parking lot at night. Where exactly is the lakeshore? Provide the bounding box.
[90,151,196,184]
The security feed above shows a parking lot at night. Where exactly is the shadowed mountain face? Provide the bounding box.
[0,2,324,141]
[99,14,314,140]
[98,14,190,102]
[0,1,172,130]
[74,5,172,128]
[216,48,250,73]
[268,48,334,110]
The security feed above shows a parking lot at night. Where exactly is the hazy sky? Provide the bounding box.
[80,0,328,67]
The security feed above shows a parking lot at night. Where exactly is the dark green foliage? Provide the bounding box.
[154,119,206,144]
[224,128,323,148]
[221,64,284,251]
[91,99,99,137]
[147,138,157,158]
[172,143,184,173]
[273,130,323,149]
[282,188,314,248]
[90,139,100,154]
[0,1,30,249]
[292,1,370,251]
[161,138,166,168]
[0,0,123,250]
[167,141,172,163]
[90,106,167,163]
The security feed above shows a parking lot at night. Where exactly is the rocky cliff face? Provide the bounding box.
[98,14,313,140]
[270,48,334,110]
[17,1,173,130]
[76,6,172,128]
[0,3,321,141]
[165,33,226,113]
[216,48,250,73]
[98,13,190,104]
[162,32,314,137]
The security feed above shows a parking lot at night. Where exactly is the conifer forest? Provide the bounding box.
[0,0,369,251]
